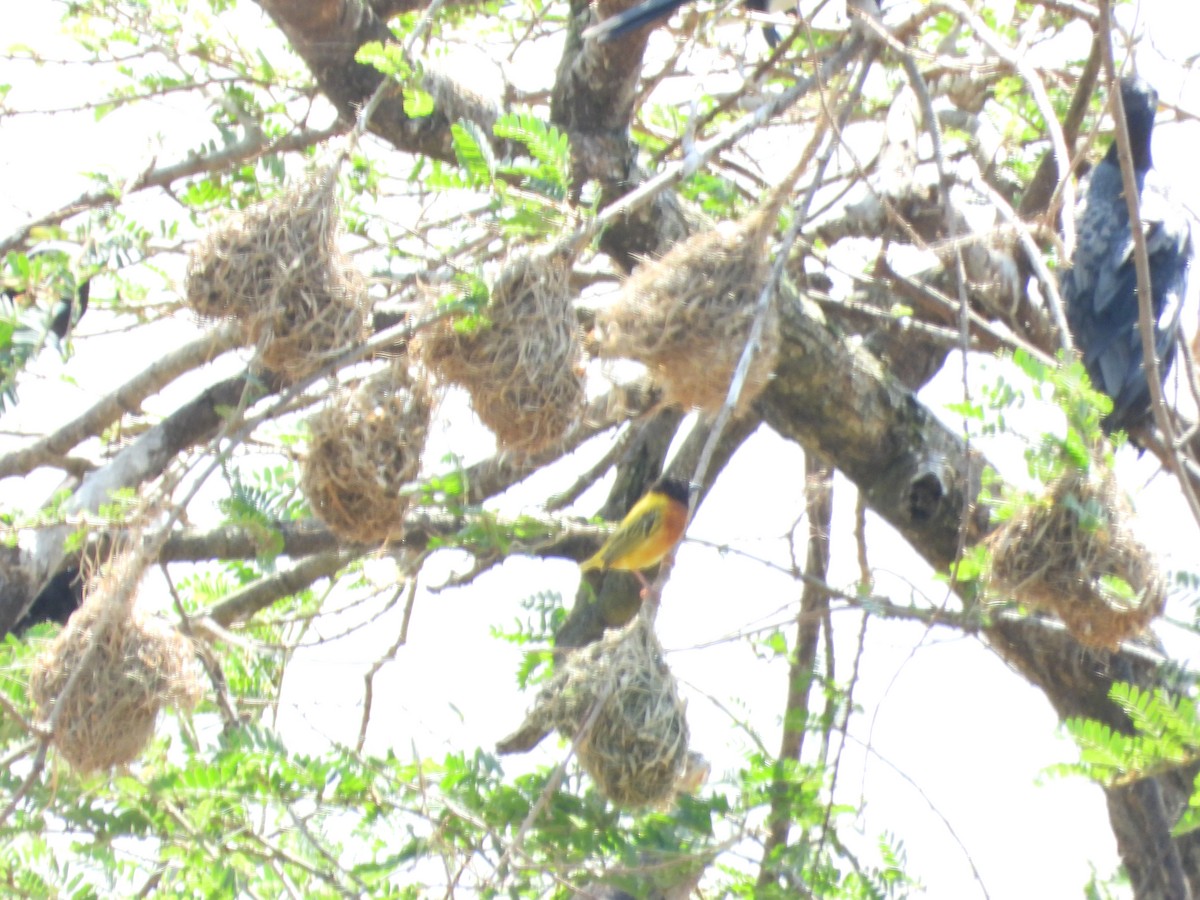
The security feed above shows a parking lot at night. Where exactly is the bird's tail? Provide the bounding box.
[583,0,689,42]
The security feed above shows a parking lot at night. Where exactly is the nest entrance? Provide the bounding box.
[986,465,1165,649]
[29,555,202,773]
[413,248,585,456]
[185,168,368,381]
[301,361,431,544]
[597,210,781,415]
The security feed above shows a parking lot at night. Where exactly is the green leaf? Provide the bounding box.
[949,544,989,582]
[451,120,496,187]
[354,41,413,81]
[403,86,434,118]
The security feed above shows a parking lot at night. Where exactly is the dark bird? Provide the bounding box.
[49,275,89,343]
[1,248,91,346]
[13,567,84,635]
[580,477,690,590]
[583,0,795,46]
[1063,75,1193,436]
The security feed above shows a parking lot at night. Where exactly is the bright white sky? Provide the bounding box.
[4,1,1200,897]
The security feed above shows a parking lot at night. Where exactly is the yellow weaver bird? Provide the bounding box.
[580,478,690,591]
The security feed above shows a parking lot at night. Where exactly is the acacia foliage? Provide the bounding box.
[0,0,1198,897]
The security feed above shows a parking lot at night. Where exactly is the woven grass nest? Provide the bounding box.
[412,248,584,456]
[29,556,202,773]
[301,361,431,544]
[596,210,781,415]
[185,169,369,381]
[530,616,689,809]
[986,464,1165,649]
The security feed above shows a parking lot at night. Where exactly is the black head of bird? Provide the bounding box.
[1110,75,1157,173]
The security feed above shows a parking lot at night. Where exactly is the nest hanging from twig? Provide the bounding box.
[597,211,781,415]
[185,168,369,381]
[412,248,585,456]
[986,464,1165,649]
[29,553,202,773]
[301,361,431,544]
[502,616,689,809]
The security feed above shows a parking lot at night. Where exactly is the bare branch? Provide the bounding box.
[198,550,354,630]
[0,324,243,481]
[0,127,339,257]
[757,457,833,887]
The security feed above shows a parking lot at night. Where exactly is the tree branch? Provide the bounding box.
[0,324,243,481]
[758,457,834,887]
[199,550,354,629]
[0,127,339,257]
[760,282,1197,900]
[255,0,504,163]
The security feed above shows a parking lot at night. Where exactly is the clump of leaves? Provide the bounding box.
[1059,682,1200,835]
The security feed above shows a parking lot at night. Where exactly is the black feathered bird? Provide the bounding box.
[583,0,794,46]
[1,248,91,345]
[1063,75,1193,436]
[48,275,89,343]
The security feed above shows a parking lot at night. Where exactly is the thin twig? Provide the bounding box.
[490,680,615,885]
[970,178,1074,355]
[161,562,240,732]
[356,570,422,752]
[690,30,874,511]
[810,611,869,870]
[845,729,993,899]
[0,126,340,257]
[757,458,834,887]
[939,0,1077,254]
[563,34,867,259]
[0,691,43,739]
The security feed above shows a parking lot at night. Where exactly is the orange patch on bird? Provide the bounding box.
[580,478,690,575]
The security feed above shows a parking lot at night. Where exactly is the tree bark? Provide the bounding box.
[760,290,1197,899]
[43,4,1191,894]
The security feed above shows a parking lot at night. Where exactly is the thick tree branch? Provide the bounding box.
[255,0,504,163]
[1,371,660,635]
[5,4,1189,893]
[760,286,1197,900]
[0,325,243,481]
[0,373,271,636]
[762,293,991,567]
[161,519,339,563]
[553,411,761,653]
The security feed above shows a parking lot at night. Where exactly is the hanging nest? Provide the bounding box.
[596,210,781,415]
[301,361,431,544]
[506,616,689,808]
[412,247,585,456]
[985,464,1166,649]
[185,168,369,380]
[28,554,202,773]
